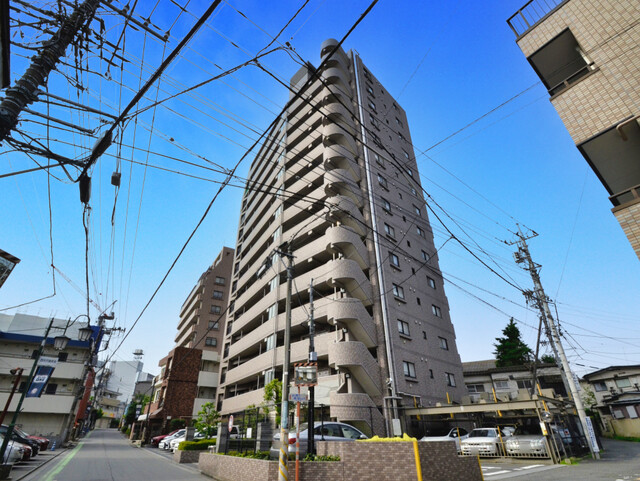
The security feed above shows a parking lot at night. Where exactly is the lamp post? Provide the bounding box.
[0,316,92,462]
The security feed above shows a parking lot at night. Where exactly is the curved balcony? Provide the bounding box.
[322,84,351,108]
[325,225,368,270]
[287,116,322,149]
[324,143,360,183]
[322,102,356,136]
[326,258,373,305]
[320,66,351,99]
[320,39,350,70]
[323,123,358,157]
[326,297,376,348]
[329,392,385,434]
[328,341,382,396]
[326,195,366,236]
[324,168,363,207]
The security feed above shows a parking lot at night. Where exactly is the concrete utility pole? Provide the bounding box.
[512,228,600,459]
[0,0,101,142]
[307,278,316,457]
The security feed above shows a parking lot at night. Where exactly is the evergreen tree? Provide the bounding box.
[493,318,532,367]
[194,402,220,438]
[540,354,556,364]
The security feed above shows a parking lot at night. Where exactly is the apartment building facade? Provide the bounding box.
[143,247,233,431]
[216,39,465,434]
[508,0,640,259]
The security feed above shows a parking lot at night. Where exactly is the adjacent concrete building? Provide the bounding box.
[0,313,98,442]
[144,247,233,431]
[507,0,640,259]
[216,39,465,434]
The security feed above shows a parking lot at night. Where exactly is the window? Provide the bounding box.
[210,305,222,314]
[368,100,377,112]
[406,168,413,178]
[413,205,421,216]
[265,334,276,351]
[593,381,607,392]
[382,198,391,213]
[445,372,456,387]
[370,115,380,129]
[494,380,509,390]
[392,103,398,111]
[411,187,417,196]
[432,305,442,317]
[417,226,425,238]
[269,276,279,293]
[392,283,405,299]
[467,384,485,393]
[267,303,278,319]
[264,369,275,384]
[213,290,224,300]
[407,240,411,247]
[384,223,395,238]
[398,320,410,336]
[276,166,284,180]
[58,352,68,362]
[516,379,532,389]
[274,205,283,220]
[390,252,400,268]
[422,331,427,340]
[366,85,374,96]
[373,152,384,166]
[403,149,410,160]
[341,425,363,439]
[421,250,430,262]
[377,173,388,189]
[205,337,217,347]
[439,337,449,350]
[416,297,421,306]
[403,361,416,378]
[272,226,281,242]
[616,378,632,389]
[427,277,436,289]
[398,132,405,141]
[215,276,225,285]
[396,117,404,128]
[45,383,58,395]
[208,320,219,330]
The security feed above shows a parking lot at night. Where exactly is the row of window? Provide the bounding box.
[401,361,456,386]
[467,379,534,393]
[397,320,448,349]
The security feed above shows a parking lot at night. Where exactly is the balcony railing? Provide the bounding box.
[507,0,567,37]
[610,184,640,208]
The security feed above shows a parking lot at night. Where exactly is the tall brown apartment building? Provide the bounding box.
[146,247,233,429]
[508,0,640,259]
[216,39,465,434]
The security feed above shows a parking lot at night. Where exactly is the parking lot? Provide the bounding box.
[5,448,66,480]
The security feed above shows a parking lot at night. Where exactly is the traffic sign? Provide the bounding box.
[289,393,308,403]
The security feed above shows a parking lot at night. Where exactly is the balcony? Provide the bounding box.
[507,0,567,37]
[198,370,219,387]
[328,341,382,397]
[324,168,363,207]
[326,297,377,348]
[325,225,368,270]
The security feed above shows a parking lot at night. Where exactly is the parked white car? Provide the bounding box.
[270,422,368,459]
[460,428,511,456]
[169,431,206,452]
[0,435,24,465]
[420,427,469,452]
[159,429,185,450]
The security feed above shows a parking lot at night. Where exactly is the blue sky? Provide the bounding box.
[2,0,638,377]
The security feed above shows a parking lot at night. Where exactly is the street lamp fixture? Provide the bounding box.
[54,335,71,351]
[78,326,93,343]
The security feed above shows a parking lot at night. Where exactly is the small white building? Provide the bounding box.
[0,313,99,443]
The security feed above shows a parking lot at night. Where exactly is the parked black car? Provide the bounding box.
[0,425,40,456]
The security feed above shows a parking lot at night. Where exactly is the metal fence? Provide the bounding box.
[507,0,566,37]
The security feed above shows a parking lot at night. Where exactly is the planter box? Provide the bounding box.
[173,450,203,464]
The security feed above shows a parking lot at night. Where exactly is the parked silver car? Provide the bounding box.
[159,429,185,450]
[0,434,24,465]
[420,427,469,452]
[269,422,368,459]
[460,428,511,456]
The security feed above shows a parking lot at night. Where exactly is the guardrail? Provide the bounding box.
[507,0,567,37]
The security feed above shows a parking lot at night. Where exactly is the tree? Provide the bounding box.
[540,354,556,364]
[262,379,282,426]
[493,318,532,367]
[124,393,150,426]
[194,402,220,439]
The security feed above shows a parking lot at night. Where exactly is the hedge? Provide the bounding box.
[178,438,217,451]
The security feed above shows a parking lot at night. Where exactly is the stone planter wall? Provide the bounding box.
[173,449,203,464]
[198,440,481,481]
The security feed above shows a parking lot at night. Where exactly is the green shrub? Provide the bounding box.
[169,419,187,431]
[125,427,131,436]
[303,454,340,462]
[178,438,217,451]
[613,435,640,442]
[219,451,270,460]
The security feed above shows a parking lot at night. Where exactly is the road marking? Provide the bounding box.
[42,441,85,481]
[484,470,511,476]
[515,464,545,470]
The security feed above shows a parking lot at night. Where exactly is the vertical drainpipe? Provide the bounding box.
[353,52,398,435]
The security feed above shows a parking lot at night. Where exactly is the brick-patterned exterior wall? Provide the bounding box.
[614,201,640,258]
[173,449,203,464]
[515,0,639,144]
[198,441,481,481]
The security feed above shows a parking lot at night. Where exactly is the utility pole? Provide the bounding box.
[0,0,101,142]
[0,368,23,426]
[511,228,599,459]
[307,278,316,457]
[277,244,294,481]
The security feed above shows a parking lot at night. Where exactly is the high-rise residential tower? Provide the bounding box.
[508,0,640,259]
[217,39,465,434]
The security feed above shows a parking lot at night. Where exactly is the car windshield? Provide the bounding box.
[469,429,494,438]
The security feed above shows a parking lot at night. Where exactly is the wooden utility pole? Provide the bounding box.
[0,0,101,142]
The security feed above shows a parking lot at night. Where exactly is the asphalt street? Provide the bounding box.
[490,438,640,481]
[19,429,208,481]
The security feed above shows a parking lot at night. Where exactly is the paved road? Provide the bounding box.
[489,438,640,480]
[20,429,208,481]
